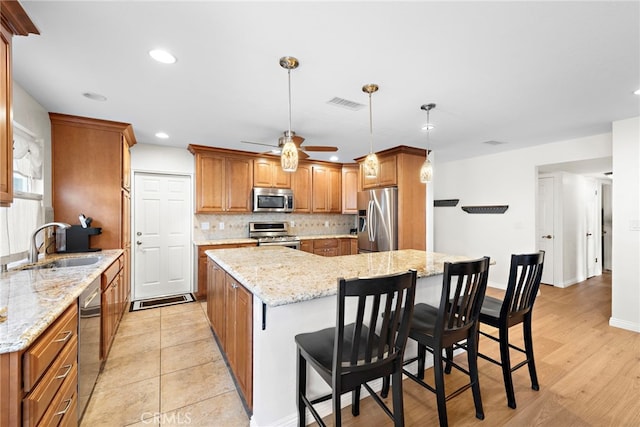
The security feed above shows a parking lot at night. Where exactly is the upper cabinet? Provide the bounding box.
[188,145,253,213]
[0,2,39,207]
[312,164,341,213]
[291,162,312,213]
[253,157,291,188]
[360,154,397,189]
[341,164,359,214]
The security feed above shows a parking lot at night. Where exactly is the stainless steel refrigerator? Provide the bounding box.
[357,187,398,253]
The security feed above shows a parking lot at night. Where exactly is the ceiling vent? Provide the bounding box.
[482,140,508,146]
[327,97,366,111]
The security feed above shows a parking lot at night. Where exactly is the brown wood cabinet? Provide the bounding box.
[0,2,38,207]
[291,163,312,213]
[300,240,313,253]
[342,164,359,214]
[101,255,125,360]
[356,146,427,250]
[312,164,341,213]
[0,302,78,426]
[313,238,339,256]
[196,242,256,300]
[301,237,356,257]
[253,157,291,188]
[188,145,253,213]
[339,238,357,256]
[207,259,253,410]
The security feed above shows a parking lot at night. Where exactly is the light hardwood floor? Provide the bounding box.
[321,272,640,427]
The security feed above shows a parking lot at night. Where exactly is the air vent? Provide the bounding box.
[482,140,508,146]
[327,97,366,111]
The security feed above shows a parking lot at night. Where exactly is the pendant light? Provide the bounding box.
[419,103,436,183]
[362,84,379,178]
[280,56,299,172]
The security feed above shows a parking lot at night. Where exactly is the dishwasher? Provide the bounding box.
[78,276,101,421]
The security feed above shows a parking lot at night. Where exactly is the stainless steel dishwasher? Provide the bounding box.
[78,276,101,421]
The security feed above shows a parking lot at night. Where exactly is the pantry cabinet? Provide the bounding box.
[0,302,78,426]
[188,145,253,213]
[0,2,38,207]
[207,259,253,410]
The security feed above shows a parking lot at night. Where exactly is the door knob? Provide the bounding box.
[586,233,593,237]
[542,235,552,239]
[136,241,142,245]
[136,232,142,236]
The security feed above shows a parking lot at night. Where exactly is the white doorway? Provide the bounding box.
[133,172,192,300]
[602,183,612,271]
[585,180,599,278]
[537,176,555,285]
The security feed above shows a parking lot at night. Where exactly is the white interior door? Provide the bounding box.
[537,177,555,285]
[133,173,192,300]
[602,184,613,270]
[585,182,598,278]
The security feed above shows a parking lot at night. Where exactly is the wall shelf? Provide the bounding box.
[461,205,509,214]
[434,199,459,207]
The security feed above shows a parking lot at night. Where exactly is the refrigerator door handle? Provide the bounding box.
[367,199,375,242]
[370,199,377,242]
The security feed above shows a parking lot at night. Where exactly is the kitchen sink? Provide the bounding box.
[20,256,101,270]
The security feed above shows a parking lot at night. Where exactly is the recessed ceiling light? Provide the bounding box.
[155,132,169,139]
[330,155,339,162]
[149,49,176,64]
[271,149,282,154]
[82,92,107,102]
[634,89,640,95]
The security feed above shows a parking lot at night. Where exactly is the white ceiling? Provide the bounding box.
[12,1,640,166]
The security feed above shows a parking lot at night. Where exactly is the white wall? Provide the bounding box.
[433,133,611,288]
[611,116,640,332]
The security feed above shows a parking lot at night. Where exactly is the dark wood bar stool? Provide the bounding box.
[477,251,545,409]
[295,269,417,427]
[397,257,491,427]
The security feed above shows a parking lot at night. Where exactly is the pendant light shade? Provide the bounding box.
[419,103,436,183]
[363,84,379,178]
[280,56,299,172]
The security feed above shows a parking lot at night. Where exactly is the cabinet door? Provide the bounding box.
[224,274,238,371]
[342,165,358,214]
[197,247,211,301]
[195,154,225,212]
[291,163,311,213]
[253,158,274,187]
[339,239,352,255]
[226,157,253,212]
[0,24,12,207]
[212,264,226,345]
[121,135,131,191]
[300,240,313,253]
[311,166,329,212]
[234,284,253,409]
[360,155,397,189]
[328,167,342,213]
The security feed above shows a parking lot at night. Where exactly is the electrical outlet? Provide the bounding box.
[290,220,295,227]
[219,222,225,230]
[324,221,329,227]
[201,222,210,230]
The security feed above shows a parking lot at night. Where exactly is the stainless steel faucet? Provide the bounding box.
[29,222,71,263]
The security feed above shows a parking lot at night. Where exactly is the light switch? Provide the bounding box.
[201,222,210,230]
[219,222,225,230]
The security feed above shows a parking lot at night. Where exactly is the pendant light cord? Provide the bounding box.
[369,93,373,153]
[288,69,292,137]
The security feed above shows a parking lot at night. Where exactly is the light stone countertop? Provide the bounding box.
[206,247,473,307]
[194,234,355,246]
[0,250,123,354]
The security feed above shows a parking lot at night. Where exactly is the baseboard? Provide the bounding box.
[609,317,640,333]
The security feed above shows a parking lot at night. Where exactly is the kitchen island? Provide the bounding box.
[205,246,474,427]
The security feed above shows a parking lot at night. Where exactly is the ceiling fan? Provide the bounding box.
[241,130,337,160]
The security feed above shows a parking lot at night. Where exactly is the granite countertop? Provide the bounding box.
[195,234,355,246]
[0,250,123,354]
[206,247,473,307]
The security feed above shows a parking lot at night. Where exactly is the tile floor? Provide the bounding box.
[81,301,250,426]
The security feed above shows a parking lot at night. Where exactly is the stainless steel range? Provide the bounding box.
[249,221,300,250]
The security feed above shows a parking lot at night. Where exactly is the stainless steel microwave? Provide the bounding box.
[253,188,294,213]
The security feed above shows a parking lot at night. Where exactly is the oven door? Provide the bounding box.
[258,241,300,250]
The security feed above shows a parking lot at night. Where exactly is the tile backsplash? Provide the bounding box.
[194,213,357,241]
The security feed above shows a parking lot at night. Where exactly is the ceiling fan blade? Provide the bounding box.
[297,150,310,159]
[302,146,338,152]
[241,140,279,148]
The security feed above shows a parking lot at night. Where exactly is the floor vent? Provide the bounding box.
[130,293,195,312]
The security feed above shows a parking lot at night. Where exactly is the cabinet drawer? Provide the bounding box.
[102,256,123,290]
[23,303,78,392]
[23,336,77,426]
[35,362,78,427]
[313,239,338,249]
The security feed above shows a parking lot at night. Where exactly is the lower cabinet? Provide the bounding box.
[207,259,253,410]
[101,254,125,361]
[197,242,257,300]
[300,238,357,256]
[0,302,79,426]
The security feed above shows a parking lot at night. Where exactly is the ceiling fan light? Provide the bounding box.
[419,157,433,183]
[281,139,298,172]
[363,152,379,178]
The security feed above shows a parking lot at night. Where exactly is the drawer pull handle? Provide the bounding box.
[54,398,72,416]
[56,364,73,379]
[53,330,73,343]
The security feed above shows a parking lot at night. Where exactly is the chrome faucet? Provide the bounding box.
[29,222,71,263]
